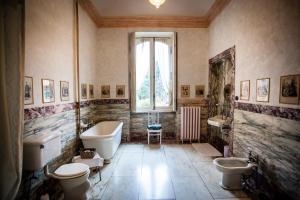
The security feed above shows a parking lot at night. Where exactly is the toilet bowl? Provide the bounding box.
[213,157,254,190]
[45,163,90,200]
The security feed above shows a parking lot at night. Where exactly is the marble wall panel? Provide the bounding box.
[19,109,79,199]
[234,109,300,200]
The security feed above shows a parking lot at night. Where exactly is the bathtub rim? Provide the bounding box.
[80,121,123,139]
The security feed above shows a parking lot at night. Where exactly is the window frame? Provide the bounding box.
[130,32,177,113]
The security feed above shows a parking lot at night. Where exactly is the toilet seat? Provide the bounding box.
[54,163,90,179]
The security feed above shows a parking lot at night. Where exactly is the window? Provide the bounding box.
[130,32,176,112]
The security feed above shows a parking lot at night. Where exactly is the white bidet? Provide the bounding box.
[213,157,254,190]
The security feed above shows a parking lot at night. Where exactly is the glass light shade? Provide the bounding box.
[149,0,166,8]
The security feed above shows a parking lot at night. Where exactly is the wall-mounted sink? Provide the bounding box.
[207,115,226,127]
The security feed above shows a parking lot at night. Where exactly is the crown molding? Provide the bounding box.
[79,0,231,28]
[206,0,231,24]
[98,16,208,28]
[78,0,101,26]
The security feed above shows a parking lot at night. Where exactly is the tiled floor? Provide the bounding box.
[87,144,251,200]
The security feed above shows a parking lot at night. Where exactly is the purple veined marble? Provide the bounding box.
[24,99,130,120]
[80,99,129,108]
[24,102,77,121]
[235,102,300,121]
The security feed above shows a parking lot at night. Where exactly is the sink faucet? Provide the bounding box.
[215,104,223,119]
[216,103,227,120]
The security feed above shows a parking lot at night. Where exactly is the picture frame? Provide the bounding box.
[24,76,34,105]
[240,80,250,101]
[81,83,87,99]
[42,79,55,103]
[101,85,110,98]
[256,78,270,102]
[116,85,125,98]
[279,75,300,104]
[195,85,205,98]
[181,85,190,98]
[89,84,94,99]
[60,81,69,101]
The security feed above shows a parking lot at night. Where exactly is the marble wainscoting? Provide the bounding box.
[234,109,300,200]
[79,98,209,143]
[80,99,130,141]
[131,99,209,143]
[18,103,79,199]
[130,112,177,142]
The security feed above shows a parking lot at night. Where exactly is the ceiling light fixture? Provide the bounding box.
[149,0,166,8]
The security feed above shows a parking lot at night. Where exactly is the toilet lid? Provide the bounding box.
[54,163,89,177]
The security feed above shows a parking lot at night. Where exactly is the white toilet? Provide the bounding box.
[23,132,91,199]
[213,157,254,190]
[45,163,91,200]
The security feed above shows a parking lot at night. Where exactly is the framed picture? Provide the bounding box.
[181,85,190,98]
[195,85,205,98]
[89,84,94,99]
[240,80,250,100]
[101,85,110,98]
[42,79,55,103]
[24,76,34,105]
[116,85,125,98]
[256,78,270,102]
[279,75,300,104]
[81,83,87,99]
[60,81,69,101]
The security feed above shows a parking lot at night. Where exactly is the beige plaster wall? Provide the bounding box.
[25,0,75,108]
[78,5,99,100]
[209,0,300,108]
[96,28,209,99]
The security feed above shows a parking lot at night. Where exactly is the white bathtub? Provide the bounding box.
[80,121,123,161]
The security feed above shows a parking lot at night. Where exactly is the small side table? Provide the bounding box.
[72,153,104,183]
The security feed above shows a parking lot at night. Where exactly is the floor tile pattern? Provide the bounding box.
[87,144,250,200]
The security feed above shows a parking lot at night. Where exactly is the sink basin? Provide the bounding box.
[207,115,226,127]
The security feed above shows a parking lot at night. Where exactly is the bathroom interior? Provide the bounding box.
[1,0,300,200]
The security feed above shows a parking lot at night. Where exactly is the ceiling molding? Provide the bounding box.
[78,0,101,26]
[79,0,230,28]
[98,16,208,28]
[205,0,231,24]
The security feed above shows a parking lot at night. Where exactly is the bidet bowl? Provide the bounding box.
[213,157,254,190]
[213,157,253,174]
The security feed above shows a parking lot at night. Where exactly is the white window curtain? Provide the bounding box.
[0,1,24,199]
[155,38,172,105]
[136,39,150,93]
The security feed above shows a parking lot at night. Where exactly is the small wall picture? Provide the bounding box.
[81,83,87,99]
[116,85,125,98]
[280,75,299,104]
[42,79,55,103]
[240,80,250,100]
[181,85,190,98]
[256,78,270,102]
[195,85,205,98]
[60,81,69,101]
[24,76,33,105]
[101,85,110,98]
[89,84,94,99]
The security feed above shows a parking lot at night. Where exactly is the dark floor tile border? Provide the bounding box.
[235,102,300,121]
[24,102,78,121]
